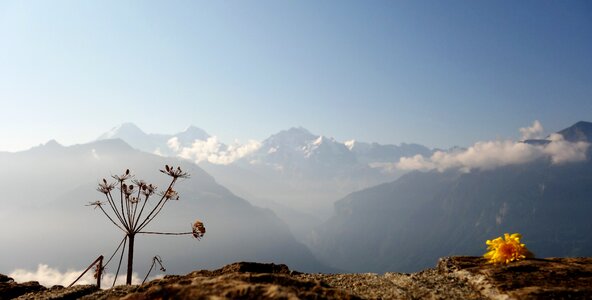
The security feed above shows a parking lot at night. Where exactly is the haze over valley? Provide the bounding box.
[1,0,591,288]
[2,120,592,284]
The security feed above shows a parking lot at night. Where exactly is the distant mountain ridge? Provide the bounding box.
[558,121,592,142]
[97,123,432,171]
[97,123,210,156]
[0,138,330,275]
[310,121,592,273]
[97,123,434,222]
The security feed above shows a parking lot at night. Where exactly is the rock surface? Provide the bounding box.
[0,274,46,300]
[2,257,591,299]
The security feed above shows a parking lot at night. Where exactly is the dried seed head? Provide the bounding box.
[112,169,133,182]
[192,220,206,240]
[133,180,147,189]
[160,188,179,200]
[142,183,156,196]
[160,165,190,179]
[97,181,116,194]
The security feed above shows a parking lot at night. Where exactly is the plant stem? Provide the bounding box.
[126,233,135,285]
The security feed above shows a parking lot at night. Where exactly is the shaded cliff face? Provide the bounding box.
[310,151,592,273]
[308,121,592,274]
[4,257,592,299]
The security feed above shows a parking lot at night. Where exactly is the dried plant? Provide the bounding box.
[90,165,204,285]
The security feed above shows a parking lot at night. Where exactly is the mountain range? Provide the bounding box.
[0,138,329,275]
[309,121,592,273]
[96,124,433,239]
[4,120,590,276]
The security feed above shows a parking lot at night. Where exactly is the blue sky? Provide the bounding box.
[1,0,591,151]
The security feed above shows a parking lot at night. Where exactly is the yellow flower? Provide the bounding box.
[484,233,534,264]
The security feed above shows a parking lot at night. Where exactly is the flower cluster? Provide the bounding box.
[97,179,116,194]
[112,169,133,182]
[142,184,156,196]
[121,183,135,197]
[159,188,179,200]
[90,165,204,286]
[133,180,157,197]
[484,233,534,264]
[160,165,190,179]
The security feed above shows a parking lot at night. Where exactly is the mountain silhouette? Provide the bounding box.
[310,121,592,273]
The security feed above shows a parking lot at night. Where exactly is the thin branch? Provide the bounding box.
[141,256,165,285]
[138,231,193,235]
[107,191,129,232]
[104,192,128,230]
[98,205,126,232]
[112,236,128,288]
[124,187,133,230]
[136,178,176,230]
[142,259,156,286]
[68,255,104,288]
[103,236,128,269]
[119,182,130,230]
[137,199,169,232]
[130,188,142,229]
[132,193,151,232]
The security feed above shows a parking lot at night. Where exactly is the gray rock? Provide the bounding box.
[0,280,46,300]
[4,258,591,299]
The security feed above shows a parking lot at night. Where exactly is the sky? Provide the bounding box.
[1,0,591,152]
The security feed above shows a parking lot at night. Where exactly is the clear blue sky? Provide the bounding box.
[1,0,591,151]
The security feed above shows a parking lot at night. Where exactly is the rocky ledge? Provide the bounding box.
[2,257,591,299]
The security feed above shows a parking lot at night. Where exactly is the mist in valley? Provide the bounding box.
[1,0,591,286]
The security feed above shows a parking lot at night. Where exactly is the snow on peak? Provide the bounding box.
[313,136,324,146]
[99,123,145,140]
[181,125,209,136]
[344,139,356,151]
[45,139,62,147]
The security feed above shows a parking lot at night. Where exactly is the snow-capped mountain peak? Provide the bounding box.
[98,122,146,140]
[175,125,210,145]
[344,139,356,151]
[313,136,324,146]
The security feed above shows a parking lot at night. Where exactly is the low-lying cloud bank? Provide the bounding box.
[397,121,590,172]
[8,264,159,288]
[167,136,261,165]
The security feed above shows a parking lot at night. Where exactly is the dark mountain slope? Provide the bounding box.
[310,122,592,273]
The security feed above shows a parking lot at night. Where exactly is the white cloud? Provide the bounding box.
[520,120,544,140]
[167,137,181,152]
[397,122,589,172]
[544,133,590,164]
[169,136,261,165]
[8,264,161,289]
